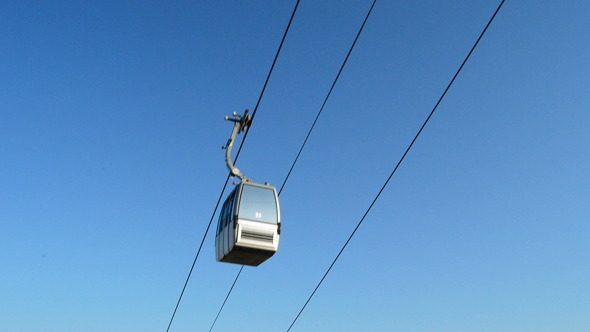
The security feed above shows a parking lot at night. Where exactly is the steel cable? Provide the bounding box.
[286,1,507,330]
[207,1,377,330]
[164,1,301,331]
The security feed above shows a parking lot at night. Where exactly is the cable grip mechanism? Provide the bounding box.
[223,110,252,181]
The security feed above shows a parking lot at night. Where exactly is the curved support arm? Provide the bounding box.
[223,111,252,181]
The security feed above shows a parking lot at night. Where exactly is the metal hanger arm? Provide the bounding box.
[223,110,251,181]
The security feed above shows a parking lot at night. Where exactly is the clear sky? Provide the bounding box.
[2,1,589,331]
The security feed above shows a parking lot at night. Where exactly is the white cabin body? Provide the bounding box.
[215,182,280,266]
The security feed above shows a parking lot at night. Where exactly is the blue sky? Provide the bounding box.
[2,1,589,331]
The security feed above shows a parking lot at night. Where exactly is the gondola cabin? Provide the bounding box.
[216,181,280,266]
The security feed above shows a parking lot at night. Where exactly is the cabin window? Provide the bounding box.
[238,185,278,224]
[224,189,235,229]
[217,201,227,235]
[218,188,237,234]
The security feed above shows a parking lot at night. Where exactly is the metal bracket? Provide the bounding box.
[223,110,252,181]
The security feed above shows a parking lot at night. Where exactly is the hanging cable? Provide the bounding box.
[207,1,377,331]
[280,0,378,196]
[235,0,302,161]
[164,1,301,331]
[208,266,244,332]
[286,1,507,331]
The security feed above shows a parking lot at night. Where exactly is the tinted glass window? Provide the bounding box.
[238,185,278,224]
[225,189,236,228]
[217,199,227,235]
[218,188,238,234]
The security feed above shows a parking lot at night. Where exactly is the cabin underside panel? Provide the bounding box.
[219,245,276,266]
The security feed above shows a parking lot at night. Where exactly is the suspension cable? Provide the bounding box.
[286,1,507,330]
[207,1,377,330]
[164,1,301,331]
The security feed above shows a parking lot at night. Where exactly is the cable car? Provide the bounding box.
[215,181,281,266]
[215,110,281,266]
